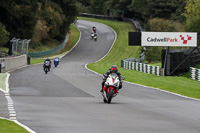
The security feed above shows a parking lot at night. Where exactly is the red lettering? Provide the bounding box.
[167,38,170,42]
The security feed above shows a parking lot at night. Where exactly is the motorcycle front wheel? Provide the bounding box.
[107,89,113,103]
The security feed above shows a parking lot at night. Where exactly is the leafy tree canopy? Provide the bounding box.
[0,22,10,46]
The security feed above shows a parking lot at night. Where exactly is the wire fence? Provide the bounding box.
[10,38,31,56]
[28,34,68,58]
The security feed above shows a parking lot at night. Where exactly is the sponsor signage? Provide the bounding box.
[141,32,197,47]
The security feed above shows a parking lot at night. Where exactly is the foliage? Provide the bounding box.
[147,0,181,19]
[128,0,148,20]
[77,0,186,23]
[0,22,10,46]
[145,47,162,62]
[183,0,200,46]
[52,0,78,40]
[0,0,78,49]
[88,0,106,15]
[31,20,48,44]
[0,0,38,39]
[147,18,184,32]
[40,2,64,39]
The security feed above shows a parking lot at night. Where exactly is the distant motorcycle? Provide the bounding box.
[43,60,51,74]
[102,73,125,103]
[92,26,96,33]
[54,57,59,67]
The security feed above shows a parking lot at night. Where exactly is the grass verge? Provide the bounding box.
[0,118,29,133]
[0,73,6,91]
[79,17,200,100]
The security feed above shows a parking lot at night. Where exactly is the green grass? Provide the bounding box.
[0,118,29,133]
[0,73,6,91]
[79,17,200,100]
[0,47,8,52]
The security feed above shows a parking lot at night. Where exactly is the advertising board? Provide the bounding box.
[141,32,197,47]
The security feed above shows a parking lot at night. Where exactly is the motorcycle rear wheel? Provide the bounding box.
[44,68,48,74]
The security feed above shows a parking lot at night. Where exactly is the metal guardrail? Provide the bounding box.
[81,13,145,32]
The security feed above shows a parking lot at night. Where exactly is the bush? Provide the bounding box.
[148,18,184,32]
[145,46,162,63]
[0,22,10,47]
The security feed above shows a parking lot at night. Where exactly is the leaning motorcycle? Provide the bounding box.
[101,73,125,103]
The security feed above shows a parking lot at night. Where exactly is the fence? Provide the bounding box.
[190,67,200,81]
[28,34,68,58]
[121,60,161,76]
[11,38,31,56]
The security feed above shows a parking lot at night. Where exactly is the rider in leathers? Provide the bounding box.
[43,58,51,71]
[100,65,122,92]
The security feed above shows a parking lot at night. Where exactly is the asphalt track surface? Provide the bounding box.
[8,20,200,133]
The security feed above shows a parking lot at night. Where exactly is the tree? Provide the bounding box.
[89,0,105,15]
[147,0,181,19]
[0,22,10,46]
[0,0,38,39]
[105,0,132,17]
[183,0,200,46]
[40,2,64,39]
[128,0,148,20]
[52,0,78,40]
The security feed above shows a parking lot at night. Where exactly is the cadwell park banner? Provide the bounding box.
[141,32,197,47]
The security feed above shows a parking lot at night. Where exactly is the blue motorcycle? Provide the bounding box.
[54,58,60,67]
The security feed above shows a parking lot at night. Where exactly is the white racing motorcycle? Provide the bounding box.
[102,73,125,103]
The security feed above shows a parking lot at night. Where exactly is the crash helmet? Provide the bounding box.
[111,65,118,73]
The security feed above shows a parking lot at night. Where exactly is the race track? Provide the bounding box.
[9,20,200,133]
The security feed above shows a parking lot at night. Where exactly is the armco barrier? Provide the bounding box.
[0,54,27,73]
[28,34,68,58]
[81,13,145,32]
[190,67,200,81]
[121,60,161,76]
